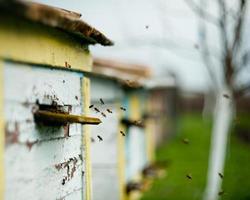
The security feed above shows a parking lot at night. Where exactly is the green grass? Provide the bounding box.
[222,113,250,200]
[141,113,250,200]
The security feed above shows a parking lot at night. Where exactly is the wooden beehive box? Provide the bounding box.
[88,75,124,200]
[89,58,152,200]
[147,77,178,148]
[0,1,112,200]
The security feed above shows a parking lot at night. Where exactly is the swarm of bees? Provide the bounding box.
[88,97,128,143]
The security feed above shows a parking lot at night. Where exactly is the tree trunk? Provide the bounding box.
[203,88,234,200]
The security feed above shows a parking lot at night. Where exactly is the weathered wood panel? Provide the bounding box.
[91,167,120,200]
[0,15,92,72]
[90,77,123,102]
[90,77,124,200]
[3,61,85,200]
[90,104,119,166]
[4,62,82,105]
[125,127,147,182]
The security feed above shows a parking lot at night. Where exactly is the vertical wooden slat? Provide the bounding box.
[117,103,126,200]
[82,77,92,200]
[145,119,155,163]
[145,99,155,163]
[130,94,140,120]
[0,61,4,199]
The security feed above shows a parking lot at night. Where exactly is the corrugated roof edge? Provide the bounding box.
[0,1,114,46]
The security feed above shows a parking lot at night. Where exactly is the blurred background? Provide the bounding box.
[3,0,250,199]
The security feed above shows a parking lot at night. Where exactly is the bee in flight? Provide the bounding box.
[100,98,105,105]
[186,174,192,180]
[120,131,126,136]
[89,104,94,108]
[218,190,225,196]
[91,137,95,143]
[182,138,190,144]
[94,107,100,113]
[107,109,113,113]
[97,135,103,141]
[101,112,106,117]
[120,107,126,111]
[218,172,224,179]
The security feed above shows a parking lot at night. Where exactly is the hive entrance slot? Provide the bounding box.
[34,102,102,126]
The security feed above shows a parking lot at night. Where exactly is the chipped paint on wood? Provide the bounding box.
[4,62,85,200]
[0,60,5,199]
[0,15,92,72]
[82,77,92,200]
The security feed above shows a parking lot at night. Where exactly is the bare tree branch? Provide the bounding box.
[231,0,247,56]
[184,0,220,26]
[234,82,250,98]
[197,0,220,91]
[218,0,229,53]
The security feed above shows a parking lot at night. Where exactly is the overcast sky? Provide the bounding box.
[33,0,250,92]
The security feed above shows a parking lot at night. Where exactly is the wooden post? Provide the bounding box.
[82,77,92,200]
[0,61,5,200]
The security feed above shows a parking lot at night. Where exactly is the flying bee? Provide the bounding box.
[107,109,112,113]
[94,107,100,113]
[62,178,66,185]
[97,135,103,141]
[120,107,126,111]
[182,138,190,144]
[91,137,95,143]
[65,61,68,68]
[120,131,126,136]
[223,94,230,99]
[100,98,105,105]
[101,112,106,117]
[218,172,224,179]
[194,43,199,49]
[186,174,192,180]
[134,120,142,126]
[89,104,94,109]
[218,190,225,196]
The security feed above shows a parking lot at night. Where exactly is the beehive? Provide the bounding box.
[89,58,152,200]
[0,1,112,199]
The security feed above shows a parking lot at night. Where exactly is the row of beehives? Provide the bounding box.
[0,1,176,200]
[88,58,177,200]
